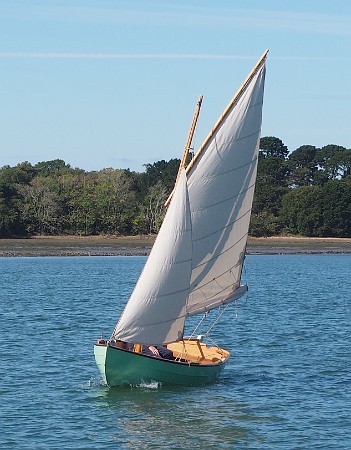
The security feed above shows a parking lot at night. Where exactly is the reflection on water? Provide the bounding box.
[90,382,266,449]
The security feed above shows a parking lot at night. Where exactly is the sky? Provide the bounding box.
[1,0,350,173]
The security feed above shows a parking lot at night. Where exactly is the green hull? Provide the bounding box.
[94,343,227,387]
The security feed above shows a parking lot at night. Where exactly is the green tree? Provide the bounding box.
[17,176,62,235]
[280,179,351,237]
[63,172,99,235]
[322,147,351,180]
[259,136,289,159]
[280,186,323,236]
[0,163,36,236]
[141,181,167,234]
[313,145,349,181]
[318,179,351,236]
[2,149,351,238]
[95,169,136,234]
[250,155,289,236]
[287,145,318,187]
[34,159,72,177]
[143,159,180,193]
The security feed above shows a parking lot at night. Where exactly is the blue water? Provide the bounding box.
[0,254,350,449]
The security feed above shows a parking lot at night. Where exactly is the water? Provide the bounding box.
[0,254,350,449]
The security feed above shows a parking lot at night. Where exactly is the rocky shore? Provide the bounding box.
[1,235,351,257]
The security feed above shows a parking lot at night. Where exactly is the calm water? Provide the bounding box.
[0,254,350,449]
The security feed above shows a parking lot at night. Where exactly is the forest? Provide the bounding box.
[1,137,351,238]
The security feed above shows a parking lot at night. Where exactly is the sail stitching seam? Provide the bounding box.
[221,128,261,150]
[192,263,241,296]
[192,232,248,274]
[192,182,254,214]
[190,139,259,184]
[193,207,252,245]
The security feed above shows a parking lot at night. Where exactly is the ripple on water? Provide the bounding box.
[0,255,350,449]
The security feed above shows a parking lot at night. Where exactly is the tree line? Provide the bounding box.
[1,137,351,238]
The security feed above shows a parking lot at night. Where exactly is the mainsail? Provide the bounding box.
[113,52,267,345]
[185,57,266,316]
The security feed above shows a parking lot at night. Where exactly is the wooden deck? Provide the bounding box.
[167,340,230,365]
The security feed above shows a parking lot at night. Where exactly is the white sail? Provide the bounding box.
[113,169,192,345]
[186,62,266,316]
[112,53,267,345]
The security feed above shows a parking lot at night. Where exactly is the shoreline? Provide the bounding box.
[1,235,351,257]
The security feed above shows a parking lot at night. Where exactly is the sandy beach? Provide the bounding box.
[1,235,351,257]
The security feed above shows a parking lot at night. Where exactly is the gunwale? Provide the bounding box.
[95,339,230,367]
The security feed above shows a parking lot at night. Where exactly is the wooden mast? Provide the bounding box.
[165,95,203,207]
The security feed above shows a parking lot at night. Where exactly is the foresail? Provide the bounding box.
[185,59,267,316]
[112,170,192,345]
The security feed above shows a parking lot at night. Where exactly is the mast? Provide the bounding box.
[185,49,268,175]
[165,95,203,207]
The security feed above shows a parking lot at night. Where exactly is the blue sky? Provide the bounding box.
[1,0,350,172]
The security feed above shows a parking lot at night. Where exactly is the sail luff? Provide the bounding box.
[186,49,268,176]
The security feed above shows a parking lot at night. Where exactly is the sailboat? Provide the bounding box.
[94,50,268,387]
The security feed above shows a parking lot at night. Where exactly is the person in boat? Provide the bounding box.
[142,344,174,360]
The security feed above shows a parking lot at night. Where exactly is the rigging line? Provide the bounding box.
[178,340,191,366]
[187,285,211,314]
[205,304,230,337]
[205,333,226,355]
[191,272,239,298]
[192,283,211,301]
[213,276,227,293]
[205,335,221,352]
[188,312,208,340]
